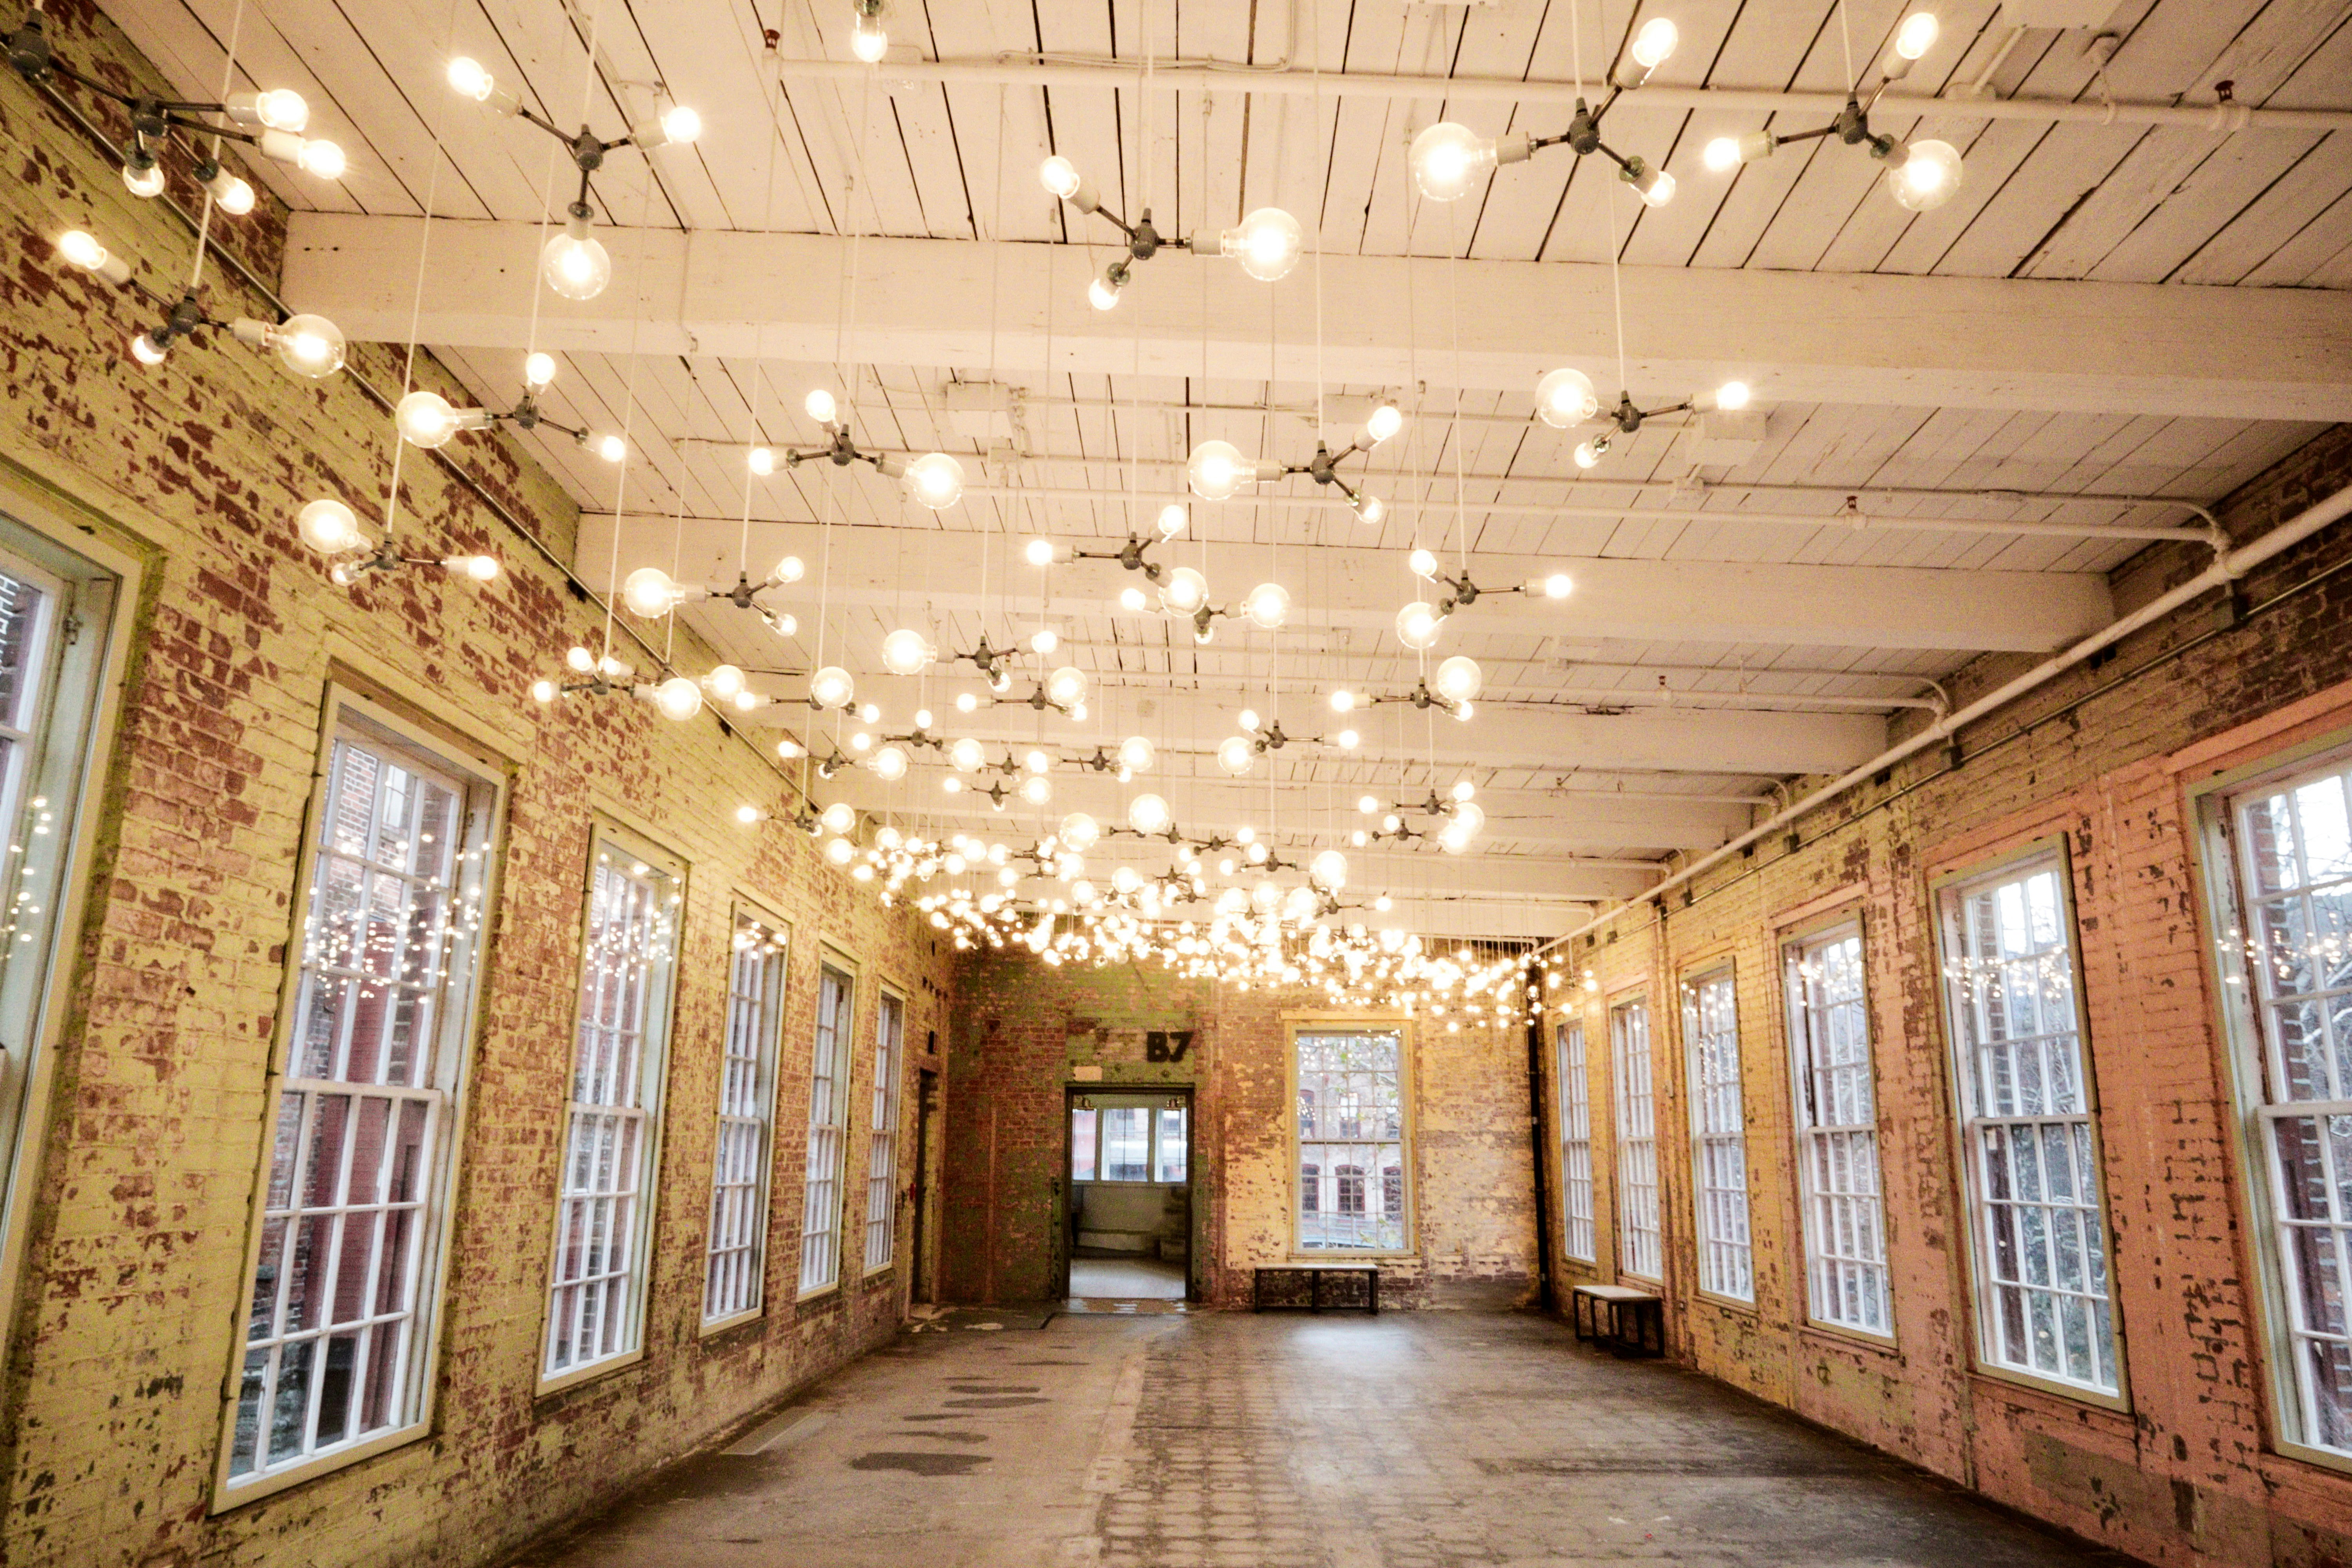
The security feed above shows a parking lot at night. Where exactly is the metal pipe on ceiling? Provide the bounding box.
[772,57,2352,134]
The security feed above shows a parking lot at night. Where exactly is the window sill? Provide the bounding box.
[1285,1249,1412,1262]
[699,1305,767,1341]
[1967,1363,2131,1418]
[1695,1289,1760,1319]
[795,1281,843,1307]
[860,1261,896,1282]
[209,1420,428,1514]
[1798,1321,1900,1361]
[2264,1436,2352,1483]
[535,1345,646,1400]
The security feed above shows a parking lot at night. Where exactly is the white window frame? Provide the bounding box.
[703,907,789,1331]
[1556,1018,1596,1263]
[1070,1094,1190,1185]
[540,825,684,1391]
[1785,918,1894,1341]
[799,953,857,1297]
[1683,967,1754,1304]
[220,694,503,1503]
[1934,844,2125,1405]
[1611,998,1662,1281]
[1290,1019,1413,1254]
[863,985,906,1274]
[2198,740,2352,1469]
[0,498,135,1369]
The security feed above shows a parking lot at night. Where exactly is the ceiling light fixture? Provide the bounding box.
[1041,153,1307,304]
[1561,380,1753,469]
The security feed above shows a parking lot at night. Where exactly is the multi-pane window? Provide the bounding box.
[705,913,787,1325]
[1069,1097,1188,1181]
[799,962,855,1294]
[1938,855,2119,1395]
[1612,1001,1661,1279]
[1557,1020,1595,1262]
[1297,1029,1407,1250]
[545,835,681,1379]
[230,715,496,1488]
[1684,972,1753,1301]
[1787,925,1891,1336]
[2221,758,2352,1454]
[863,990,906,1272]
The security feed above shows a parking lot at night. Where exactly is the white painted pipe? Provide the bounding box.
[779,57,2352,134]
[1530,479,2352,958]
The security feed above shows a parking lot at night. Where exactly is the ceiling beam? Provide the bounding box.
[286,214,2352,422]
[588,513,2113,655]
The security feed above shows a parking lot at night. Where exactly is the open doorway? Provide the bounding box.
[1065,1089,1191,1301]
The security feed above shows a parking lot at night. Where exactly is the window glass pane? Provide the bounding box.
[1156,1107,1187,1183]
[1070,1107,1097,1181]
[864,993,905,1270]
[1789,927,1890,1336]
[1684,975,1752,1302]
[1557,1020,1594,1261]
[1613,1002,1661,1279]
[2229,759,2352,1457]
[799,965,854,1293]
[231,721,491,1486]
[1102,1107,1151,1181]
[705,915,785,1323]
[1297,1030,1406,1250]
[546,840,679,1376]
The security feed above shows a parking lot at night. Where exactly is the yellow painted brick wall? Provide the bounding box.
[0,6,955,1566]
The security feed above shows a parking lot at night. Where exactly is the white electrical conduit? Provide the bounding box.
[776,57,2352,135]
[1528,478,2352,960]
[952,485,2212,543]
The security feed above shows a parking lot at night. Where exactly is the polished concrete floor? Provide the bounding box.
[1069,1251,1189,1301]
[512,1312,2129,1568]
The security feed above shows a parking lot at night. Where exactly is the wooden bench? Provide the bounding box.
[1253,1264,1380,1315]
[1570,1283,1663,1356]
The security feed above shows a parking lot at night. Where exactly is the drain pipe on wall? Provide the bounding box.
[1530,478,2352,962]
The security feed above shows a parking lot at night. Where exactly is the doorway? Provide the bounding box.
[1063,1088,1191,1302]
[910,1062,940,1302]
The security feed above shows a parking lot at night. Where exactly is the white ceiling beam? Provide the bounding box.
[284,215,2352,422]
[586,512,2113,655]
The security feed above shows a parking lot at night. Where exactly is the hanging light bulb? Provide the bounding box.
[1434,655,1484,704]
[804,388,838,425]
[1452,779,1477,803]
[1156,503,1188,537]
[621,566,690,618]
[395,390,464,448]
[1160,566,1209,613]
[1219,207,1304,282]
[821,802,857,837]
[1045,665,1090,709]
[1129,793,1173,835]
[1243,583,1290,630]
[1573,438,1606,470]
[903,451,965,509]
[649,676,702,721]
[1704,129,1779,173]
[239,313,346,378]
[1186,440,1255,503]
[748,446,777,476]
[1217,736,1256,777]
[446,57,517,113]
[295,498,365,555]
[1352,493,1387,526]
[1624,161,1676,207]
[56,231,132,286]
[1452,800,1486,838]
[1534,367,1601,428]
[1117,735,1154,773]
[1060,812,1101,852]
[198,161,256,215]
[1630,16,1678,69]
[1543,572,1575,599]
[1310,849,1348,890]
[1395,601,1443,651]
[121,149,166,199]
[1088,266,1125,312]
[524,351,558,388]
[1357,794,1381,815]
[1409,122,1499,202]
[1362,401,1405,445]
[1029,628,1060,655]
[1118,586,1149,613]
[1693,381,1751,412]
[1408,548,1440,579]
[1020,775,1053,806]
[948,737,986,773]
[1887,140,1964,212]
[1239,708,1261,734]
[880,627,937,676]
[226,88,310,132]
[809,665,856,710]
[541,214,611,301]
[1894,11,1940,61]
[1039,154,1083,200]
[850,5,889,62]
[591,433,626,463]
[256,130,346,179]
[954,692,980,714]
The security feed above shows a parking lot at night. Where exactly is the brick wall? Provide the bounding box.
[942,952,1539,1311]
[0,6,954,1566]
[1532,424,2352,1566]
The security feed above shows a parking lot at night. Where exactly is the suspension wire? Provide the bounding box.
[736,3,794,583]
[378,0,465,548]
[186,0,245,292]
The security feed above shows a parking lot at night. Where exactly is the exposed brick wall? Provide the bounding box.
[942,953,1538,1311]
[1531,425,2352,1566]
[0,7,955,1566]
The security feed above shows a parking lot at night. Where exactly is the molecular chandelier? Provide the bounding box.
[1041,155,1307,307]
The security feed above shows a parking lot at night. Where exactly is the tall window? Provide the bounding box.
[1787,924,1890,1337]
[1556,1019,1595,1262]
[705,913,787,1326]
[1296,1029,1406,1250]
[1684,971,1753,1301]
[544,833,681,1380]
[1938,854,2119,1395]
[863,989,906,1271]
[1612,1001,1661,1280]
[2217,756,2352,1455]
[799,960,855,1294]
[230,710,497,1490]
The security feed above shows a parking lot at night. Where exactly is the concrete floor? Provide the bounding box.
[511,1312,2130,1568]
[1069,1252,1188,1300]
